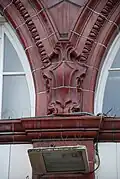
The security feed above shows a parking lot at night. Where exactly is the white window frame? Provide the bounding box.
[94,32,120,114]
[0,16,35,118]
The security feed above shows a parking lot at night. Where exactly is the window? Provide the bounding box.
[0,17,35,119]
[95,32,120,116]
[95,32,120,179]
[0,16,35,179]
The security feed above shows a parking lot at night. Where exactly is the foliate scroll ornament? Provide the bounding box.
[42,41,88,114]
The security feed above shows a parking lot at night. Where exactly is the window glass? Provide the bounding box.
[0,23,35,119]
[102,71,120,116]
[111,47,120,68]
[2,75,31,119]
[3,34,24,72]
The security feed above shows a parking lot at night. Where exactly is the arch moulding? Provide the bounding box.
[0,0,120,115]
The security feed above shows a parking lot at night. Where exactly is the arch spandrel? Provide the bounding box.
[0,0,120,115]
[0,0,59,115]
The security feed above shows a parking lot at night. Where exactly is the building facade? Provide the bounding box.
[0,0,120,179]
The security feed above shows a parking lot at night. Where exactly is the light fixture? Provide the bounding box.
[28,145,89,175]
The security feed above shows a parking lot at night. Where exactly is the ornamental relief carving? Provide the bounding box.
[1,0,118,116]
[42,41,87,114]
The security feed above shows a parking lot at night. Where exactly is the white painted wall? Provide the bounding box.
[0,144,32,179]
[95,143,120,179]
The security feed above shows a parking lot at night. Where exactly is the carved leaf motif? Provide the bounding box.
[42,41,87,114]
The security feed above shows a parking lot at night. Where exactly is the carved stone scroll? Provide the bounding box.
[42,41,87,114]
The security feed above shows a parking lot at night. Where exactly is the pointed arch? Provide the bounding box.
[70,0,120,112]
[0,0,59,115]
